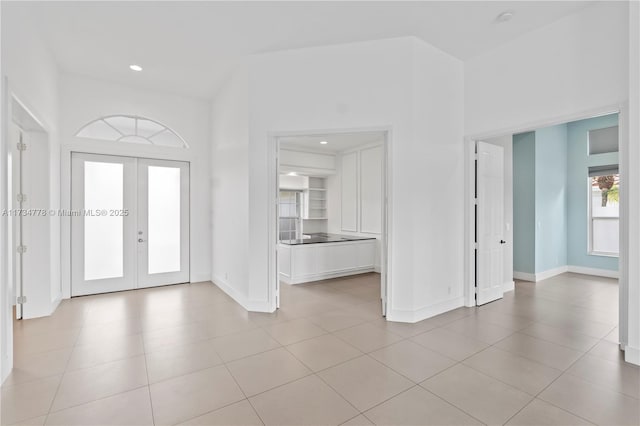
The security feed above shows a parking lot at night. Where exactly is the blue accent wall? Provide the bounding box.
[535,124,568,273]
[512,114,619,276]
[567,114,619,271]
[513,132,536,274]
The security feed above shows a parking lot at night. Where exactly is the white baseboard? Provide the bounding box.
[503,281,515,292]
[281,267,375,285]
[567,265,619,279]
[190,274,212,283]
[624,345,640,366]
[211,274,273,313]
[536,266,569,281]
[386,297,464,323]
[513,271,536,282]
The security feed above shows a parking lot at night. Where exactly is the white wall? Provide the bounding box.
[464,1,637,365]
[1,3,60,380]
[465,2,629,137]
[210,66,250,306]
[211,37,465,321]
[59,73,212,294]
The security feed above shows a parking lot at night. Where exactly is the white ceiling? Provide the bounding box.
[280,131,385,153]
[13,1,596,99]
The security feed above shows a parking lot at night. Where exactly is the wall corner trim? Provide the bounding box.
[386,297,464,324]
[211,275,273,313]
[624,345,640,366]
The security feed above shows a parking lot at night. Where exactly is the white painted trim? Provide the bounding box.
[536,266,570,281]
[280,267,375,285]
[567,265,619,279]
[624,345,640,366]
[211,274,271,313]
[513,271,536,282]
[190,274,211,283]
[387,297,464,323]
[503,281,515,292]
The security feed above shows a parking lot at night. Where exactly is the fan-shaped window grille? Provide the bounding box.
[75,115,189,148]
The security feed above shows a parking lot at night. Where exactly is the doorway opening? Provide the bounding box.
[70,153,190,296]
[273,130,390,328]
[469,110,623,352]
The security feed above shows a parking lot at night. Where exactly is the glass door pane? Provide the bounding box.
[147,166,181,274]
[84,161,124,280]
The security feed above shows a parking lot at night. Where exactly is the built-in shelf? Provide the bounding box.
[303,177,328,220]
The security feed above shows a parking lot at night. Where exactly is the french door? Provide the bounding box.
[71,153,189,296]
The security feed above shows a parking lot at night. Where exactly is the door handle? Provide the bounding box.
[138,238,146,243]
[500,240,506,244]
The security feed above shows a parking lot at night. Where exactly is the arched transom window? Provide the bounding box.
[75,115,188,148]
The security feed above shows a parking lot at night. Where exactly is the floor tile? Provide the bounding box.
[0,376,61,425]
[519,323,600,352]
[506,399,594,425]
[51,356,148,412]
[463,346,563,395]
[318,355,413,412]
[45,387,153,425]
[263,318,326,345]
[306,309,368,332]
[411,328,489,361]
[8,415,47,426]
[149,365,245,426]
[250,375,358,425]
[444,315,516,344]
[143,322,212,353]
[286,334,362,372]
[179,400,262,426]
[495,333,583,370]
[369,340,456,383]
[364,386,483,426]
[539,374,640,426]
[14,329,79,356]
[334,323,403,353]
[368,317,439,338]
[565,354,640,398]
[588,339,626,363]
[3,348,71,386]
[340,415,373,425]
[226,348,311,396]
[66,333,145,371]
[421,364,533,425]
[211,328,281,362]
[145,338,223,384]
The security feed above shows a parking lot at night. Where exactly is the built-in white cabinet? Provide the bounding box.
[304,177,327,220]
[279,239,376,284]
[280,149,337,176]
[340,145,383,234]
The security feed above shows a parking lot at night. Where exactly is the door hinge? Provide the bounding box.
[16,245,27,254]
[474,153,479,160]
[474,198,478,205]
[473,242,479,250]
[17,142,27,151]
[16,295,27,304]
[17,193,27,203]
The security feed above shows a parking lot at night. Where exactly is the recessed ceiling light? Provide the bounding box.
[287,172,298,176]
[320,141,328,145]
[496,11,515,23]
[129,64,143,72]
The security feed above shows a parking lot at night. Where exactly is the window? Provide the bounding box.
[589,168,619,256]
[75,115,188,148]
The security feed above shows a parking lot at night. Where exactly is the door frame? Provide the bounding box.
[464,103,628,347]
[69,152,190,297]
[268,126,393,317]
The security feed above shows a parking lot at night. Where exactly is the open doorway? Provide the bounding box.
[274,130,389,326]
[470,111,622,349]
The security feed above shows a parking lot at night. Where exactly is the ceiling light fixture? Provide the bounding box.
[320,141,328,145]
[287,172,298,176]
[496,11,515,23]
[129,64,143,72]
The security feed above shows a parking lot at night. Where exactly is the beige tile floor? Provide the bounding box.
[1,272,638,426]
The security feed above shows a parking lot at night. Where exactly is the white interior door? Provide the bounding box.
[137,159,190,288]
[476,141,505,305]
[71,153,136,296]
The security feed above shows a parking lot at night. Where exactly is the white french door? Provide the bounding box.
[476,141,505,305]
[71,153,189,296]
